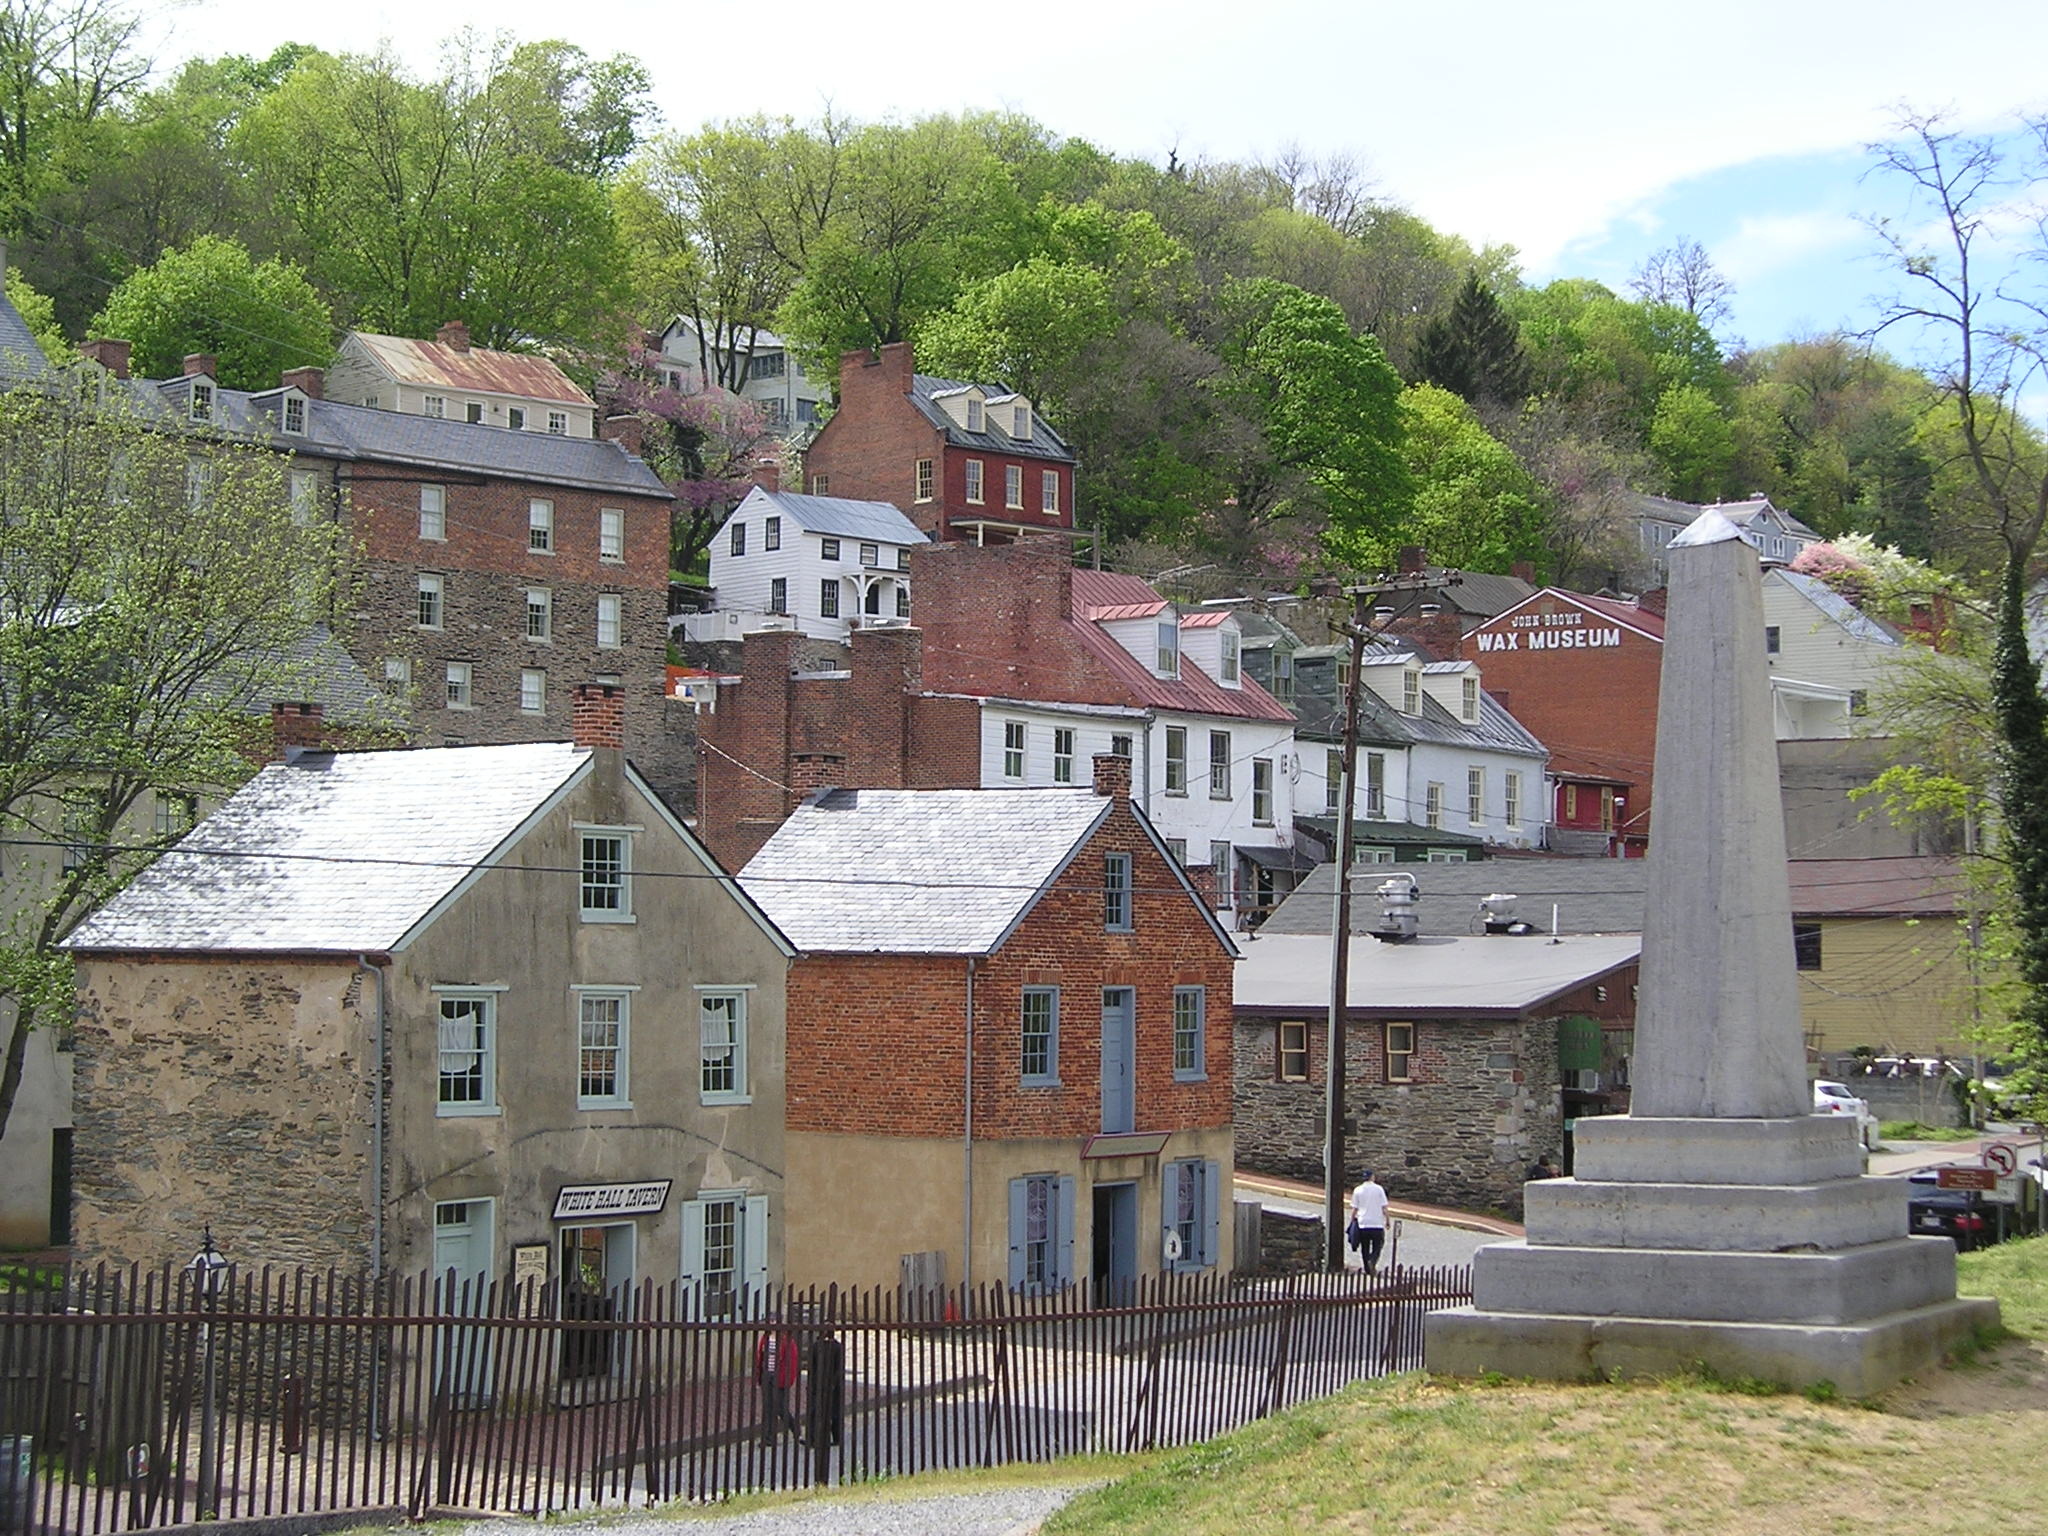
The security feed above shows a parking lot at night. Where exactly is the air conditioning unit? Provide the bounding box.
[1565,1069,1602,1092]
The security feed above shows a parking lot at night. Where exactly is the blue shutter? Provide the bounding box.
[744,1195,771,1306]
[1202,1160,1222,1269]
[1055,1176,1076,1290]
[1161,1162,1182,1270]
[1007,1177,1028,1291]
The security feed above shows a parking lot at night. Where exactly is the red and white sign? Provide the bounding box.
[1983,1142,2019,1177]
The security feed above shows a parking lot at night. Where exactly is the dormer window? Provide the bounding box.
[1157,619,1180,678]
[189,382,213,422]
[1402,668,1421,714]
[1221,629,1241,685]
[283,395,306,434]
[967,398,984,432]
[1013,404,1030,438]
[1462,675,1479,721]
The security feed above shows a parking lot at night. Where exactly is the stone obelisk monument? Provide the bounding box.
[1425,511,1997,1394]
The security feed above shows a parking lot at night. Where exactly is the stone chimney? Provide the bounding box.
[571,681,624,751]
[1397,545,1427,576]
[601,414,644,454]
[81,338,131,379]
[183,353,218,379]
[1092,752,1132,801]
[437,320,472,354]
[281,366,324,400]
[271,701,325,759]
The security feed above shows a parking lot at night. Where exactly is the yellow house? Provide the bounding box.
[1789,857,1976,1057]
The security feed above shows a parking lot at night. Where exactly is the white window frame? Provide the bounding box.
[445,660,472,709]
[1013,404,1031,438]
[599,508,625,563]
[680,1190,768,1319]
[289,470,319,526]
[1462,674,1480,721]
[1467,766,1485,825]
[896,583,911,618]
[423,394,446,419]
[578,826,635,922]
[1325,748,1343,813]
[1366,752,1386,819]
[1008,1172,1073,1294]
[435,988,501,1116]
[283,395,307,434]
[1004,463,1023,509]
[1156,620,1179,677]
[915,458,934,502]
[384,657,411,695]
[966,397,984,432]
[417,572,444,630]
[1425,782,1444,830]
[1221,629,1241,684]
[419,484,447,541]
[1208,731,1232,800]
[519,667,546,714]
[1504,771,1522,829]
[698,988,751,1105]
[1209,841,1233,907]
[189,381,213,422]
[1252,758,1273,825]
[1042,469,1059,514]
[1173,985,1206,1081]
[596,593,623,649]
[965,459,985,504]
[528,499,554,553]
[1021,985,1059,1086]
[574,987,635,1110]
[1052,727,1075,784]
[1002,719,1026,779]
[1165,725,1187,795]
[1402,668,1421,714]
[526,587,552,643]
[547,410,568,436]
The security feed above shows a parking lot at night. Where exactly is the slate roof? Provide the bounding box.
[1770,568,1901,647]
[348,331,594,406]
[732,486,927,545]
[908,373,1076,463]
[1265,857,1651,938]
[1788,857,1965,918]
[1235,932,1642,1016]
[0,278,53,388]
[65,743,592,955]
[1371,568,1537,622]
[1069,569,1294,725]
[119,379,669,499]
[196,624,390,728]
[1289,646,1547,758]
[740,787,1117,954]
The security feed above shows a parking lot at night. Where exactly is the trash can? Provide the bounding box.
[0,1435,32,1533]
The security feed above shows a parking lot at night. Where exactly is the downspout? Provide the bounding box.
[1139,712,1155,816]
[962,956,978,1292]
[355,955,387,1279]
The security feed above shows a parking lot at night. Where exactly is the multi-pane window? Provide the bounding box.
[600,508,624,562]
[579,830,631,919]
[730,521,747,557]
[896,584,911,617]
[1252,759,1273,824]
[820,580,840,618]
[1164,726,1187,794]
[1765,625,1781,655]
[1385,1021,1416,1082]
[1208,731,1231,799]
[965,459,984,504]
[1165,837,1187,864]
[445,661,472,708]
[1021,986,1059,1084]
[185,460,210,509]
[1326,748,1343,812]
[1600,787,1617,833]
[1013,404,1030,437]
[189,381,213,422]
[700,990,747,1101]
[1402,668,1421,713]
[519,668,545,713]
[596,593,622,649]
[547,410,567,436]
[768,577,788,614]
[1004,464,1023,509]
[1110,733,1132,760]
[289,470,318,526]
[423,394,446,419]
[1042,469,1059,514]
[528,499,554,552]
[1168,1159,1210,1270]
[153,791,195,838]
[1425,782,1443,829]
[1050,727,1075,784]
[419,484,446,540]
[1462,675,1480,721]
[700,1196,739,1316]
[417,573,443,629]
[526,588,552,642]
[764,516,781,551]
[1103,853,1133,931]
[820,537,841,561]
[1563,784,1579,822]
[1003,720,1026,779]
[1467,766,1485,824]
[966,398,984,432]
[1209,841,1233,907]
[914,458,935,501]
[1173,986,1206,1080]
[860,543,879,567]
[1156,620,1179,676]
[284,395,307,434]
[1272,649,1294,702]
[1366,753,1386,818]
[383,658,411,695]
[1504,772,1521,828]
[810,473,829,495]
[1278,1020,1309,1082]
[577,991,630,1107]
[1020,1173,1053,1290]
[437,993,496,1113]
[1221,630,1241,683]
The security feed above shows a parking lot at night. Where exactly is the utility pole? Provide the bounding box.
[1324,569,1463,1271]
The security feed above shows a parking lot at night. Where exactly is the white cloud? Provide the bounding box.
[1714,212,1864,287]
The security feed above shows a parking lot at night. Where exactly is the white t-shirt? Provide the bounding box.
[1350,1180,1390,1229]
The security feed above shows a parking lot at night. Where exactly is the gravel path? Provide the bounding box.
[447,1484,1094,1536]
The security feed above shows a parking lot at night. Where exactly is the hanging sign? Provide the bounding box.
[552,1180,672,1219]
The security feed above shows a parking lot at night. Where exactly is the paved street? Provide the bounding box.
[1235,1173,1508,1270]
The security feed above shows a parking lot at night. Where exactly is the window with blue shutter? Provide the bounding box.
[1007,1174,1075,1293]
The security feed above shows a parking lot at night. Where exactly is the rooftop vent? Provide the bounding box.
[1478,892,1536,936]
[1368,872,1421,944]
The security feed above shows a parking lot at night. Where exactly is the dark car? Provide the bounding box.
[1905,1168,2001,1250]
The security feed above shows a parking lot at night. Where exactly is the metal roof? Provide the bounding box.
[65,743,594,954]
[348,332,594,406]
[732,486,928,545]
[1769,569,1901,647]
[1266,858,1651,938]
[1067,569,1294,725]
[1235,931,1641,1016]
[908,374,1076,464]
[1294,815,1486,849]
[741,787,1115,954]
[1289,650,1546,758]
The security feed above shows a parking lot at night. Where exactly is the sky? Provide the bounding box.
[143,0,2048,361]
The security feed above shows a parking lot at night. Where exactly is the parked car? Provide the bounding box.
[1813,1079,1879,1149]
[1905,1168,1995,1250]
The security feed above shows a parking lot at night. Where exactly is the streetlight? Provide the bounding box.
[186,1228,230,1519]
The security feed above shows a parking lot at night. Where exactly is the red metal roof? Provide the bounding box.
[1178,610,1231,629]
[1066,568,1292,723]
[353,332,594,406]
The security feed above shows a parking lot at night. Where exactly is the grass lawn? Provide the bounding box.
[1043,1235,2048,1536]
[1878,1121,1978,1143]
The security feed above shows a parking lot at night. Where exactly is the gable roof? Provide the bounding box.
[346,331,593,407]
[731,486,927,545]
[1478,587,1666,642]
[908,373,1076,464]
[66,743,594,955]
[1069,569,1294,725]
[1768,568,1901,647]
[1235,931,1642,1016]
[1288,646,1546,757]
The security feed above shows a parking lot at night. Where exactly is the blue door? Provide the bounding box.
[1101,988,1135,1133]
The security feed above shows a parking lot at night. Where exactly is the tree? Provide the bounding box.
[1630,238,1735,333]
[1866,108,2048,1115]
[91,233,331,387]
[0,382,350,1142]
[3,260,63,360]
[0,0,149,229]
[1395,384,1544,572]
[1412,270,1531,416]
[1649,382,1737,501]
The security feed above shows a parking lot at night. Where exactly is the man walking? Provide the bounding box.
[1350,1169,1390,1276]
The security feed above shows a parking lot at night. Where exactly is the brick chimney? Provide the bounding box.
[1636,587,1668,618]
[271,701,325,759]
[1397,545,1427,576]
[1510,560,1537,584]
[81,338,132,379]
[571,682,624,750]
[1092,752,1132,801]
[183,353,218,379]
[601,414,644,454]
[281,366,324,400]
[788,753,844,806]
[1186,862,1218,909]
[751,458,781,493]
[840,340,914,401]
[437,320,472,354]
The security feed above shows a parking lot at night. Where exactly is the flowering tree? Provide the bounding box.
[598,329,779,577]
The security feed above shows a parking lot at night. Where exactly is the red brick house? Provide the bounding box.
[739,755,1238,1296]
[799,342,1078,543]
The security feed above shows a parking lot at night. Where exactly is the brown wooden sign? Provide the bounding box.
[1936,1166,1997,1190]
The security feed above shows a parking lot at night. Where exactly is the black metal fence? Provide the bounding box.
[0,1261,1472,1533]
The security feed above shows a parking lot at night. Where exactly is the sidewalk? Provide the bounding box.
[1233,1171,1524,1238]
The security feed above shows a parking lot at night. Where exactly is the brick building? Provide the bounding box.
[76,345,691,805]
[799,342,1077,542]
[1233,929,1640,1214]
[740,756,1238,1297]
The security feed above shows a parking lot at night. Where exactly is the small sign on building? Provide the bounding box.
[1935,1166,1997,1191]
[552,1180,672,1219]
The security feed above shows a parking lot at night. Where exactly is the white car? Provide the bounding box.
[1814,1079,1879,1149]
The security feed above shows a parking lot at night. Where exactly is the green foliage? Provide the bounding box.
[91,234,331,387]
[3,265,67,361]
[915,259,1115,409]
[1393,384,1543,572]
[1412,271,1530,413]
[1649,382,1737,500]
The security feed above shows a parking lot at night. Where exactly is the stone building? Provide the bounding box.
[1232,929,1640,1215]
[66,687,794,1319]
[739,756,1238,1297]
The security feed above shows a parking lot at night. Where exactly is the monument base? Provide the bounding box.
[1425,1295,1999,1399]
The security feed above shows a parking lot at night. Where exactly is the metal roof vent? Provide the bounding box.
[1478,892,1536,936]
[1369,872,1421,944]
